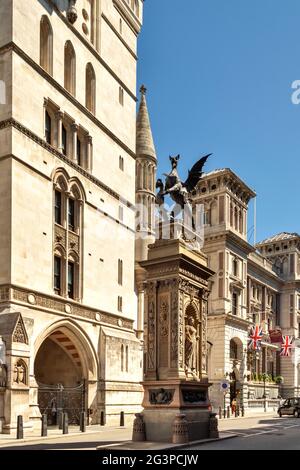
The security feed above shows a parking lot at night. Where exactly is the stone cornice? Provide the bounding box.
[0,284,134,330]
[0,118,135,210]
[113,0,142,35]
[43,0,138,100]
[209,312,251,330]
[0,42,137,161]
[204,230,254,255]
[101,13,138,60]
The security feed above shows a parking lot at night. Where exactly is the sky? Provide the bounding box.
[137,0,300,244]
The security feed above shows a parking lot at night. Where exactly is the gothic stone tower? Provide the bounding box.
[135,86,157,340]
[0,0,144,433]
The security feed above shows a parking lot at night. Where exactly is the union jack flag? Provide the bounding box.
[280,336,294,357]
[248,325,263,351]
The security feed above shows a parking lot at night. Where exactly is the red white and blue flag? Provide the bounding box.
[248,325,263,351]
[280,336,294,357]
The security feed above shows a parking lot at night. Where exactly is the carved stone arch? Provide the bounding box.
[53,168,70,192]
[54,243,66,258]
[184,300,200,322]
[69,178,86,201]
[34,319,98,381]
[68,250,79,264]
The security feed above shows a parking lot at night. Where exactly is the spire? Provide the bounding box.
[136,85,156,160]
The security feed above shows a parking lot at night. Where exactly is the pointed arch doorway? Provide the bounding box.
[35,328,88,425]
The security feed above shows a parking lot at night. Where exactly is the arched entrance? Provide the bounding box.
[34,324,97,425]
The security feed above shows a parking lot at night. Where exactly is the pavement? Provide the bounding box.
[0,412,293,450]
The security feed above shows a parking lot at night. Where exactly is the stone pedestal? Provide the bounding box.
[138,227,215,443]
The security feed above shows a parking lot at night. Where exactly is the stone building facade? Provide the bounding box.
[192,169,300,411]
[0,0,145,433]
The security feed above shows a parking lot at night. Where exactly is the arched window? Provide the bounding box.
[64,41,76,96]
[40,16,53,75]
[85,63,96,114]
[230,339,238,359]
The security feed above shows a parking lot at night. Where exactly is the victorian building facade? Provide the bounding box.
[192,170,300,411]
[0,0,146,433]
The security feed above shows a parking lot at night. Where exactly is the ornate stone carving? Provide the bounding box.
[69,231,79,253]
[147,298,156,370]
[55,225,67,248]
[182,389,206,403]
[132,414,146,442]
[13,318,28,344]
[0,286,133,330]
[170,288,179,368]
[13,360,27,385]
[159,300,169,338]
[184,316,199,377]
[178,292,184,369]
[149,388,175,405]
[67,0,78,24]
[172,414,189,444]
[0,363,7,387]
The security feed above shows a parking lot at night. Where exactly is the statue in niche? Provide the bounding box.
[0,362,7,387]
[13,360,27,385]
[185,316,199,378]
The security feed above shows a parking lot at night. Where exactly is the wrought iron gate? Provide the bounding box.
[37,381,86,425]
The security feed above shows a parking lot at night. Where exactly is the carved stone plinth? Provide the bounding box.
[137,235,215,442]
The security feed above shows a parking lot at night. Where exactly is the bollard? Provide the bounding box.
[227,406,230,419]
[58,410,63,430]
[41,414,47,437]
[237,405,240,417]
[120,411,125,427]
[80,412,86,433]
[62,412,69,434]
[16,415,23,440]
[235,407,238,418]
[218,407,222,419]
[100,411,105,426]
[132,413,146,442]
[209,413,219,439]
[241,406,245,417]
[223,408,226,419]
[172,414,189,444]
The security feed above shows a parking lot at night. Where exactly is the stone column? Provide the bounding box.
[71,123,79,163]
[56,111,64,153]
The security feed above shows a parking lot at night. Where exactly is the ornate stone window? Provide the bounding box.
[53,170,84,300]
[64,41,76,96]
[40,16,53,75]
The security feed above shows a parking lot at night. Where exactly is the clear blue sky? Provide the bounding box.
[137,0,300,244]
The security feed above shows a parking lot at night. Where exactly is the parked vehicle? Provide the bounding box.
[278,398,300,417]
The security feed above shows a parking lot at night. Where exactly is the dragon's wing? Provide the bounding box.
[184,154,211,192]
